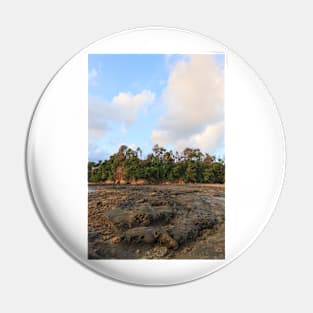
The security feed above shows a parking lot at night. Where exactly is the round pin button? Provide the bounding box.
[26,27,285,285]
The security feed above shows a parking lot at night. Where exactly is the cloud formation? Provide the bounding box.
[152,55,224,154]
[89,90,155,139]
[88,68,98,80]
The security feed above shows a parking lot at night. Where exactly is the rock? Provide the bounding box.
[111,236,121,244]
[122,226,159,244]
[88,184,225,259]
[150,199,167,206]
[136,198,146,203]
[153,206,175,224]
[158,231,178,249]
[146,246,168,258]
[165,223,199,244]
[105,204,175,230]
[91,242,136,259]
[88,231,99,241]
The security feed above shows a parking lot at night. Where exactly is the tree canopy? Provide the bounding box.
[88,144,225,184]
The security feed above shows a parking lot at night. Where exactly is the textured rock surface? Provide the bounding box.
[88,184,224,259]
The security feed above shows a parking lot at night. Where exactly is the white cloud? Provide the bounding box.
[151,55,224,154]
[111,90,155,126]
[178,121,224,153]
[89,90,155,139]
[88,68,98,80]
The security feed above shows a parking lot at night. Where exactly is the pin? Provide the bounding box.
[26,27,285,286]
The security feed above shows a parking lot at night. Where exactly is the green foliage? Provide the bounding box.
[203,162,225,183]
[88,144,225,184]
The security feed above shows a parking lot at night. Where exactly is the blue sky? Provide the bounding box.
[88,54,225,162]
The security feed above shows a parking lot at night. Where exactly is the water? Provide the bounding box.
[88,185,97,193]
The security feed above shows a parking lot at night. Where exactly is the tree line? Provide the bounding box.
[88,144,225,184]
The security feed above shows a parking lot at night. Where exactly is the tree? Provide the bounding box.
[88,145,225,184]
[204,162,225,183]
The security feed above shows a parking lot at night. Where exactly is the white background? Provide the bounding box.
[0,0,312,312]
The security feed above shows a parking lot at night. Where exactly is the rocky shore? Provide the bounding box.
[88,184,225,259]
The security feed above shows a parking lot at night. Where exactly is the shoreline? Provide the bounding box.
[88,183,225,259]
[88,182,225,187]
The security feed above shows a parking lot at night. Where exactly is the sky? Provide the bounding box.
[88,54,225,162]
